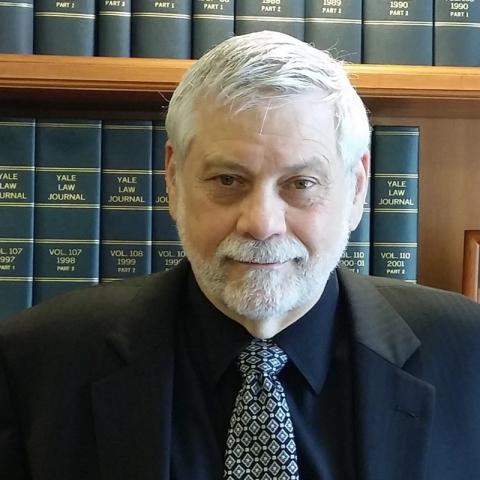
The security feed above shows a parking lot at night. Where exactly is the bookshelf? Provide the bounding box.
[1,55,479,294]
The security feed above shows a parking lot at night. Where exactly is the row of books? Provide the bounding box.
[0,0,477,66]
[0,118,184,321]
[342,125,419,281]
[0,119,418,321]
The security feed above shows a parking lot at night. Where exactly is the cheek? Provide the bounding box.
[286,204,349,253]
[180,196,237,256]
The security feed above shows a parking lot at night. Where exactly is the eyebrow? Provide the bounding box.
[201,155,331,177]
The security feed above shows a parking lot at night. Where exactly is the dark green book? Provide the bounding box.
[152,122,184,272]
[33,120,101,304]
[0,1,33,53]
[305,0,362,63]
[371,126,419,283]
[341,176,371,275]
[34,0,96,55]
[192,0,235,59]
[0,119,35,321]
[100,121,153,282]
[131,0,191,58]
[97,0,131,57]
[434,0,480,66]
[235,0,305,40]
[363,0,433,65]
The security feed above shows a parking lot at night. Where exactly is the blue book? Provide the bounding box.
[152,121,184,273]
[363,0,433,65]
[0,0,33,53]
[100,121,153,282]
[192,0,235,59]
[0,119,35,321]
[34,0,96,55]
[434,0,480,66]
[235,0,305,40]
[131,0,192,58]
[371,126,419,282]
[97,0,131,57]
[33,120,101,304]
[305,0,362,63]
[341,176,371,275]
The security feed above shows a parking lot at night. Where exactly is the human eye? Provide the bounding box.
[291,177,317,190]
[216,174,239,187]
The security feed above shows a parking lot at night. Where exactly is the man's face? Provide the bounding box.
[166,95,368,325]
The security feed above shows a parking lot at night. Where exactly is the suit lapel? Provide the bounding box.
[90,263,189,480]
[338,269,436,480]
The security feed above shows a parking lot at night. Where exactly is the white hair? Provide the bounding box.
[166,30,370,172]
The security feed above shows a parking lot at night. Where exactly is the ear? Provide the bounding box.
[165,140,178,221]
[348,152,370,231]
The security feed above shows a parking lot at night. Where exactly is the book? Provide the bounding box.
[305,0,362,63]
[33,120,101,304]
[0,0,33,54]
[434,0,480,66]
[97,0,131,57]
[235,0,305,40]
[34,0,96,56]
[363,0,433,65]
[192,0,235,59]
[0,119,35,321]
[152,122,184,273]
[131,0,192,58]
[371,126,419,282]
[341,176,371,275]
[100,121,153,282]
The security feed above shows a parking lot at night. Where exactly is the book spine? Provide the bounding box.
[192,0,235,59]
[33,120,101,304]
[34,0,96,55]
[235,0,305,40]
[100,121,153,282]
[434,0,480,66]
[97,0,131,57]
[305,0,362,63]
[152,122,185,272]
[371,126,419,282]
[341,176,371,274]
[363,0,433,65]
[0,1,33,53]
[131,0,192,58]
[0,119,35,320]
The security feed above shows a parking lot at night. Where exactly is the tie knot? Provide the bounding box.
[237,339,288,378]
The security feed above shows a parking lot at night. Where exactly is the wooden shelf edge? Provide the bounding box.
[0,54,195,93]
[347,64,480,100]
[2,55,480,98]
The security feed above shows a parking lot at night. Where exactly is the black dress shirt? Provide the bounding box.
[171,270,357,479]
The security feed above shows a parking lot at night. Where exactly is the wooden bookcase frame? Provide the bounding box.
[463,230,480,302]
[1,55,480,294]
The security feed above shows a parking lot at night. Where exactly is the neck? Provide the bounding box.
[201,285,325,339]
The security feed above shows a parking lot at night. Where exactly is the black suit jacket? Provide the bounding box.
[1,262,480,480]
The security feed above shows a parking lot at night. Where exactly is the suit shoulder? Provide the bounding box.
[0,269,182,343]
[369,275,480,333]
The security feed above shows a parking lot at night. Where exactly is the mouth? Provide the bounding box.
[233,260,288,269]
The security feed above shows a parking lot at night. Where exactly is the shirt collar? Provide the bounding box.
[186,270,339,395]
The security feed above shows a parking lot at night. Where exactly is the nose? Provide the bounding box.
[235,185,287,241]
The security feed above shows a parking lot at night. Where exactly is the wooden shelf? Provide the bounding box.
[2,55,480,117]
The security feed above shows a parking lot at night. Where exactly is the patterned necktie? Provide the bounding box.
[224,339,299,480]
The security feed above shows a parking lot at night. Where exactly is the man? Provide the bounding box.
[1,31,480,480]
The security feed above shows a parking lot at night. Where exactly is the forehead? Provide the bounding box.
[195,94,337,146]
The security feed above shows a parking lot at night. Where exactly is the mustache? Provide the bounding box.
[215,235,309,264]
